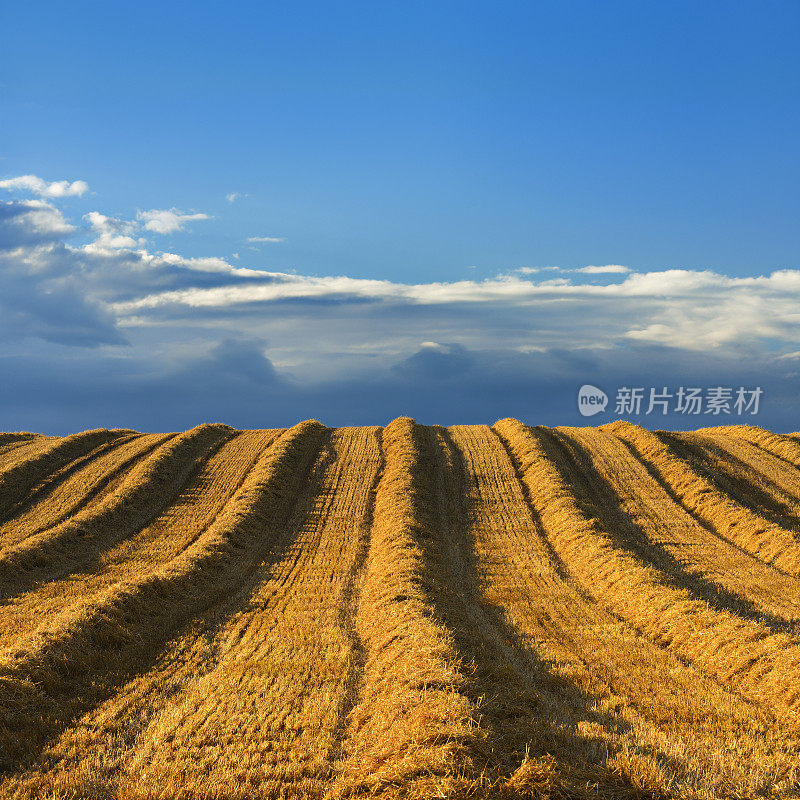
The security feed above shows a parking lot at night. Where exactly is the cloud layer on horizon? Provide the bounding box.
[1,175,799,432]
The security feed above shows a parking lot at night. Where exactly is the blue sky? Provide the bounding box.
[1,1,799,432]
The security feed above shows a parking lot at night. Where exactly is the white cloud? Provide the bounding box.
[83,211,141,251]
[107,272,562,308]
[136,208,210,234]
[107,265,800,355]
[0,199,74,249]
[247,235,286,244]
[0,174,89,198]
[513,266,560,274]
[26,202,75,236]
[226,193,240,203]
[575,264,631,274]
[0,201,126,346]
[147,251,268,278]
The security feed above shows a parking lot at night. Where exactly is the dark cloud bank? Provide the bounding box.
[2,339,795,434]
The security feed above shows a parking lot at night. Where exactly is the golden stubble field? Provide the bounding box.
[0,418,799,799]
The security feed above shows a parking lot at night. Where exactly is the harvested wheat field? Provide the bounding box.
[1,419,800,799]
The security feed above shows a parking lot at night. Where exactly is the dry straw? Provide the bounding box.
[1,419,800,798]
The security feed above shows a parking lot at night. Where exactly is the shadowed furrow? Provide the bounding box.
[686,430,800,513]
[2,432,327,799]
[0,435,39,449]
[420,424,670,798]
[0,432,174,551]
[0,424,233,601]
[665,432,800,529]
[0,436,41,463]
[0,429,132,519]
[116,427,382,800]
[0,421,324,771]
[328,418,481,800]
[493,419,800,724]
[448,424,800,798]
[608,422,800,577]
[557,426,800,630]
[718,426,800,473]
[0,433,147,529]
[0,437,51,473]
[0,428,280,664]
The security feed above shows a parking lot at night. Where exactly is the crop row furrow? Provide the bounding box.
[0,429,134,518]
[450,424,799,797]
[688,431,800,511]
[494,419,800,724]
[0,436,44,468]
[0,421,323,773]
[607,422,800,578]
[0,432,175,550]
[558,426,800,630]
[0,424,234,604]
[716,426,800,472]
[119,427,381,799]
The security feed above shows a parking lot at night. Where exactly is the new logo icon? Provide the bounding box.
[577,384,608,417]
